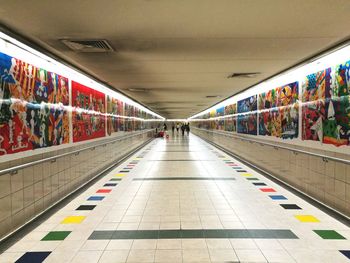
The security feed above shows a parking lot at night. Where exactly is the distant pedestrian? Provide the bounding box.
[186,123,190,135]
[163,123,167,131]
[181,124,185,136]
[176,123,180,133]
[172,124,175,133]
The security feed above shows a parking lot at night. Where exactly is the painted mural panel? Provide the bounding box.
[258,82,299,139]
[258,109,280,137]
[258,88,280,110]
[302,68,332,102]
[224,104,237,132]
[0,52,69,155]
[280,104,298,139]
[334,60,350,97]
[302,100,325,142]
[106,95,124,135]
[237,113,257,135]
[237,96,257,134]
[71,81,105,142]
[280,81,299,106]
[238,95,257,113]
[323,97,350,146]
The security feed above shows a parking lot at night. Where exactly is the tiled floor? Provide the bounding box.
[1,133,350,262]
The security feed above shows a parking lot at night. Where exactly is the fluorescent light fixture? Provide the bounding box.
[0,31,165,120]
[189,42,350,120]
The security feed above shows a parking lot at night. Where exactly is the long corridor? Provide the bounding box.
[2,134,350,263]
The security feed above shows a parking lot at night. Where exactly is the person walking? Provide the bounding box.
[181,123,185,136]
[176,123,180,133]
[171,124,175,133]
[186,123,190,135]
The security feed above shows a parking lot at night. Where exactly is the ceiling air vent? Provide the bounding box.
[61,39,114,52]
[227,72,260,78]
[206,95,221,98]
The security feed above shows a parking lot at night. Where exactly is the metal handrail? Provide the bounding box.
[192,127,350,165]
[0,129,155,176]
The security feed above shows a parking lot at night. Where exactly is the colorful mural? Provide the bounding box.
[302,68,332,102]
[238,95,257,113]
[237,113,257,135]
[71,81,106,142]
[106,95,124,135]
[224,104,237,132]
[0,53,69,155]
[258,82,299,139]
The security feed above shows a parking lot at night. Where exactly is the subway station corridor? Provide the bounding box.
[2,134,350,263]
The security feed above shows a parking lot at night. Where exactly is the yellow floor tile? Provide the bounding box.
[241,173,252,177]
[115,174,125,177]
[61,216,86,224]
[294,215,320,223]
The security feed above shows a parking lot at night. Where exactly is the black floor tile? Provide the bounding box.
[340,250,350,259]
[280,204,302,210]
[104,183,118,187]
[15,252,51,263]
[76,205,96,210]
[252,182,266,186]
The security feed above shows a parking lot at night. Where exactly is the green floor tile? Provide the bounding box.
[313,230,346,240]
[41,231,71,241]
[158,230,181,239]
[181,229,204,238]
[246,178,259,181]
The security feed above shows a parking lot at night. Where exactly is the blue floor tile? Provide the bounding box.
[269,195,287,200]
[87,196,105,201]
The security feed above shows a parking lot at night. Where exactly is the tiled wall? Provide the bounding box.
[192,127,350,217]
[0,130,155,239]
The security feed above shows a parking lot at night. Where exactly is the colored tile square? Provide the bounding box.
[41,231,71,241]
[15,252,51,263]
[294,215,320,223]
[116,174,125,177]
[313,230,346,240]
[241,173,252,177]
[119,170,129,173]
[246,178,259,181]
[158,230,181,239]
[253,182,266,186]
[88,196,104,201]
[269,195,287,200]
[61,216,86,224]
[110,178,122,181]
[104,183,117,187]
[96,189,112,193]
[237,170,248,172]
[280,204,301,210]
[260,188,276,193]
[76,205,96,210]
[340,250,350,259]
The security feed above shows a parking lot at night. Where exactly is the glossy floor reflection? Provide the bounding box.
[2,133,350,262]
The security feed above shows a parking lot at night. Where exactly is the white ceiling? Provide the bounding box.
[0,0,349,118]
